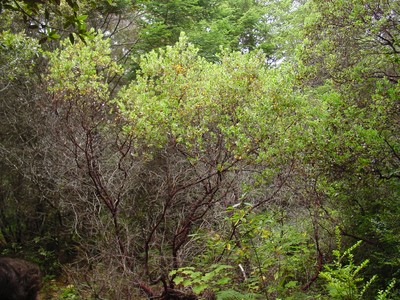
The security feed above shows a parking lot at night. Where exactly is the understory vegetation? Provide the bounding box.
[0,0,399,299]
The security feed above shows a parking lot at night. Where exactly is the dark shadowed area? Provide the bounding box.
[0,257,42,300]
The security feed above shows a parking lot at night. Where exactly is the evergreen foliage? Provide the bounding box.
[0,0,399,299]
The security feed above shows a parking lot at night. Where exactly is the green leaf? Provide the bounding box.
[173,276,184,285]
[285,281,297,288]
[216,277,230,285]
[182,279,192,287]
[76,15,88,21]
[193,284,208,294]
[49,33,60,39]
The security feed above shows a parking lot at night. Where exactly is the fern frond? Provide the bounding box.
[215,289,262,300]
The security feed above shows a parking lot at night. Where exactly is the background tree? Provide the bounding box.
[294,0,400,294]
[0,30,76,274]
[1,0,399,299]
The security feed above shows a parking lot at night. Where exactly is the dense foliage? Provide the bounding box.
[0,0,399,299]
